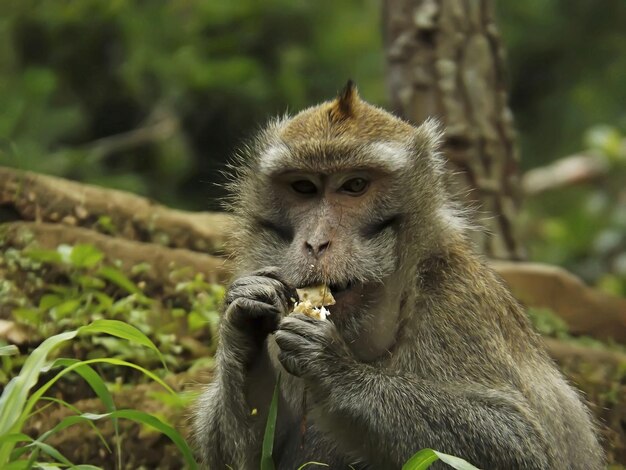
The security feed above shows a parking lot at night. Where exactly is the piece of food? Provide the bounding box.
[292,285,335,321]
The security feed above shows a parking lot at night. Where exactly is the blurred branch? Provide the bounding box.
[0,166,233,255]
[522,153,609,196]
[81,107,179,162]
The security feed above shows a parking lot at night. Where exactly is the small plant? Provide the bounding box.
[0,242,223,384]
[0,319,198,469]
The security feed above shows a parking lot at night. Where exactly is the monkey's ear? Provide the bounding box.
[329,79,359,122]
[414,117,444,154]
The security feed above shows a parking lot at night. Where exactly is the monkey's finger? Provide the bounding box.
[279,315,323,341]
[274,329,310,353]
[228,298,281,329]
[228,277,294,311]
[251,268,298,304]
[277,351,304,377]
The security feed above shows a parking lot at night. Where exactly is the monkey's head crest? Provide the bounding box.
[328,79,359,122]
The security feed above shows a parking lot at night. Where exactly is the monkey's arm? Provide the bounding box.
[194,268,294,468]
[194,334,277,468]
[276,315,552,469]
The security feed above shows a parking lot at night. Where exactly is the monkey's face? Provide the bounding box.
[236,142,413,318]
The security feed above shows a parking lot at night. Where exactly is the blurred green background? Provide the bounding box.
[1,0,625,295]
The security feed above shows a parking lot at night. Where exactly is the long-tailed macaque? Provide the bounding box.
[193,82,604,469]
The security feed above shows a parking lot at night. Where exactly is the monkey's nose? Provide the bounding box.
[304,240,331,258]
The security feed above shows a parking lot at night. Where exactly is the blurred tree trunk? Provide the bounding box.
[383,0,523,260]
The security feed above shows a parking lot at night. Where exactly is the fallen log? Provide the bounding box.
[493,261,626,343]
[0,166,233,255]
[1,221,233,286]
[522,153,609,196]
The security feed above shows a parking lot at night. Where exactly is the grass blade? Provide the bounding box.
[402,449,481,470]
[78,410,198,470]
[24,357,176,422]
[0,329,78,465]
[79,319,167,369]
[26,440,74,466]
[260,375,280,470]
[0,433,32,448]
[51,359,120,464]
[402,448,439,470]
[0,345,19,357]
[433,451,481,469]
[297,462,329,469]
[96,266,141,295]
[35,399,111,453]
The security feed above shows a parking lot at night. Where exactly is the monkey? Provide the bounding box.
[193,81,604,469]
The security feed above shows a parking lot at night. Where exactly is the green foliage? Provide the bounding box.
[527,307,569,338]
[0,241,223,384]
[523,125,626,294]
[498,0,626,169]
[0,0,383,209]
[0,320,197,469]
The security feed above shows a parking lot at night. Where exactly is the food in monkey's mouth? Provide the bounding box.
[292,285,336,321]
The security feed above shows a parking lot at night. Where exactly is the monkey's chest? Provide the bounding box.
[273,421,369,470]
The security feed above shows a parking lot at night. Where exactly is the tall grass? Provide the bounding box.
[0,319,197,469]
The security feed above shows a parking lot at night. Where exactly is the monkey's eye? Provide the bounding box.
[291,180,318,195]
[340,177,369,195]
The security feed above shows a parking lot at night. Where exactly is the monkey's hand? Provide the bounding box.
[275,314,352,379]
[221,267,296,360]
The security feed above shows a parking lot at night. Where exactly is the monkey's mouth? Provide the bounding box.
[328,279,356,295]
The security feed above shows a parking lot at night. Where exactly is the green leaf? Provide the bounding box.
[96,215,116,234]
[48,360,117,456]
[79,319,167,369]
[402,449,481,470]
[73,410,198,470]
[52,359,115,414]
[260,375,280,470]
[0,330,77,435]
[50,299,81,320]
[39,294,63,310]
[0,433,32,448]
[402,449,439,470]
[24,440,73,466]
[97,266,141,295]
[77,274,106,290]
[93,291,113,310]
[0,345,19,357]
[2,460,32,470]
[69,244,104,268]
[433,451,481,470]
[23,248,62,264]
[35,397,110,453]
[25,357,176,422]
[297,462,329,469]
[11,308,41,325]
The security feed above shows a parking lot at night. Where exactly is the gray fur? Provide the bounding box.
[193,93,604,469]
